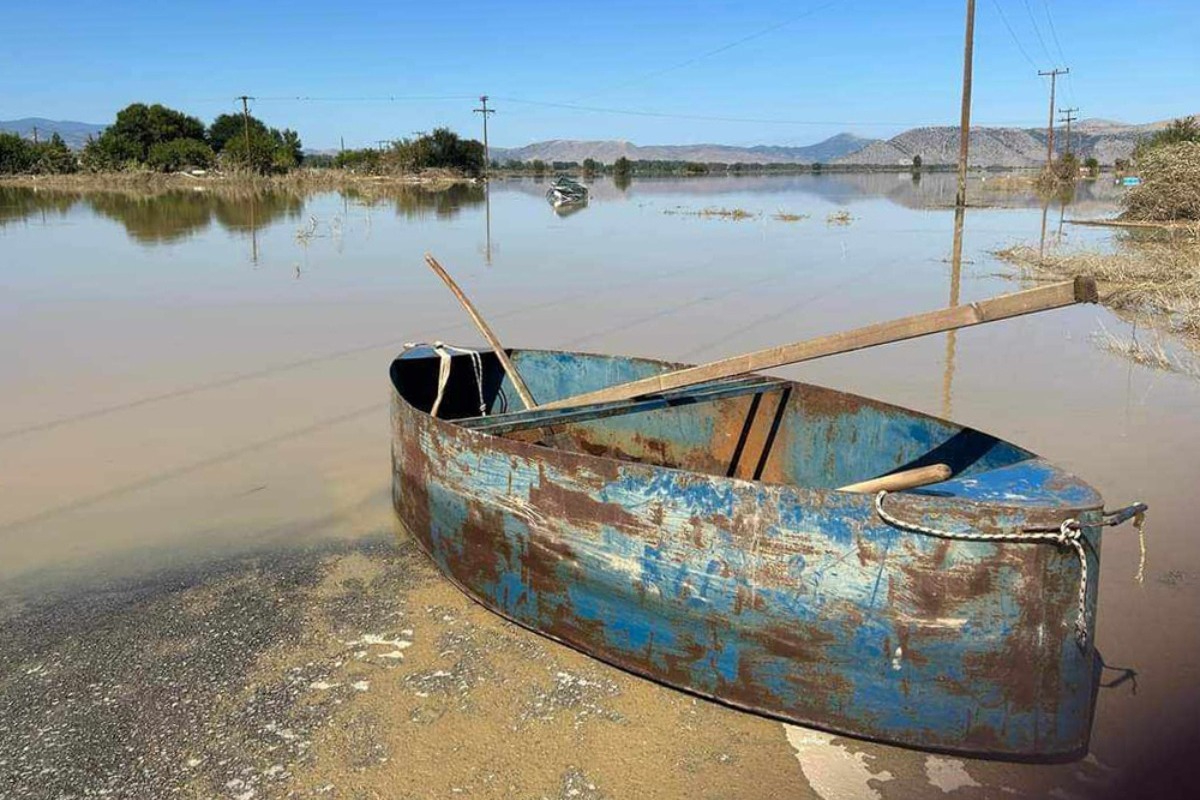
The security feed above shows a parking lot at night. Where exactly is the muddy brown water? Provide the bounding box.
[1,173,1197,798]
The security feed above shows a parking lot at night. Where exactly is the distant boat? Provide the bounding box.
[546,176,589,208]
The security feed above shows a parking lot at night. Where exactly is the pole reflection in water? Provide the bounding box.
[942,204,965,419]
[250,195,259,266]
[1039,199,1050,260]
[484,180,492,266]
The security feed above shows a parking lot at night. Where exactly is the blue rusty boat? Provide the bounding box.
[390,346,1141,759]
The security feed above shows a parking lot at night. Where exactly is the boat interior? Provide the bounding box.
[391,348,1098,506]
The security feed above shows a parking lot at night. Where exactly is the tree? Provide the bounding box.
[221,127,304,173]
[582,157,598,176]
[0,132,36,174]
[613,156,631,179]
[208,113,269,153]
[1083,156,1099,176]
[912,154,923,170]
[531,159,546,176]
[82,132,141,171]
[1134,116,1199,161]
[147,138,214,172]
[106,103,206,161]
[34,133,77,174]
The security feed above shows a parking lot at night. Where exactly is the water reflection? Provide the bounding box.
[342,183,485,220]
[0,184,486,246]
[0,186,303,245]
[943,204,965,419]
[0,187,79,228]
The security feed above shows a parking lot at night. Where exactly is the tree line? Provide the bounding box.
[0,102,304,175]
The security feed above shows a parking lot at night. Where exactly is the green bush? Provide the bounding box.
[147,138,214,172]
[1134,116,1199,161]
[0,132,37,173]
[81,132,142,171]
[0,132,78,174]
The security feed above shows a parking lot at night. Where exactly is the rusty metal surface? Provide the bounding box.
[389,348,1105,759]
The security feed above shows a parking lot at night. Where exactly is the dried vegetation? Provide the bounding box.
[1122,142,1200,222]
[997,224,1200,370]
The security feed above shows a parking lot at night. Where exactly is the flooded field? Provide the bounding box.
[2,173,1197,798]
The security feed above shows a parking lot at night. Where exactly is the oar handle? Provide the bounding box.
[540,278,1098,411]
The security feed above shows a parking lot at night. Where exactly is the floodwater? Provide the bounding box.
[1,173,1198,798]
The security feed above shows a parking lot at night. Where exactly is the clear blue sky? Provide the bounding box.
[2,1,1196,150]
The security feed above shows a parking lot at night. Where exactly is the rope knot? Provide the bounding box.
[1056,518,1082,546]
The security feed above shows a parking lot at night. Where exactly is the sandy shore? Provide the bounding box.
[3,528,1173,800]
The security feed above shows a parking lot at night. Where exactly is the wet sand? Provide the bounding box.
[2,531,1156,800]
[2,175,1198,798]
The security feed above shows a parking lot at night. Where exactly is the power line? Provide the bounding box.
[494,96,1041,128]
[1042,0,1068,66]
[567,0,842,103]
[1022,0,1053,62]
[989,0,1038,70]
[1042,1,1076,106]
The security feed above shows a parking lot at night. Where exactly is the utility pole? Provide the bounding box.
[1058,107,1079,156]
[236,95,254,157]
[1037,68,1068,166]
[955,0,976,208]
[31,126,39,145]
[474,95,496,179]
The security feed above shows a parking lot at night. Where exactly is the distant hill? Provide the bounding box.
[833,115,1197,167]
[0,118,106,149]
[490,133,876,165]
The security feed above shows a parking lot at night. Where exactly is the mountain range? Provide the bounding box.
[0,118,106,149]
[2,113,1191,167]
[489,133,875,165]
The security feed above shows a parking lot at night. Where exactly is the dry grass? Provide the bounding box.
[980,173,1038,193]
[0,168,473,196]
[996,225,1200,351]
[1123,142,1200,221]
[825,209,853,225]
[663,206,758,220]
[772,211,809,222]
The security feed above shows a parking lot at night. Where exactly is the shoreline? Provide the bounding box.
[0,168,479,194]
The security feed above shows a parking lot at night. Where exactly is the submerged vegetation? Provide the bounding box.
[997,225,1200,361]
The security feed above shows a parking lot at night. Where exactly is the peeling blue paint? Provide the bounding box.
[391,349,1109,759]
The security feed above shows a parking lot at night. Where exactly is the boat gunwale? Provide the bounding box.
[390,347,1105,518]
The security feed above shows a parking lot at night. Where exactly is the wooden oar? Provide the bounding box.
[838,464,952,494]
[424,253,537,410]
[538,277,1098,411]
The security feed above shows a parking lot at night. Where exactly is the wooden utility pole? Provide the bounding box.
[955,0,976,208]
[474,95,496,178]
[31,126,39,145]
[1058,107,1079,156]
[236,95,254,157]
[1037,68,1068,165]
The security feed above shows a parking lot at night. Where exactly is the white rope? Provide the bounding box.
[402,341,486,419]
[875,491,1146,650]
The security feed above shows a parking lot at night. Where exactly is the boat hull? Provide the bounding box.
[390,349,1103,759]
